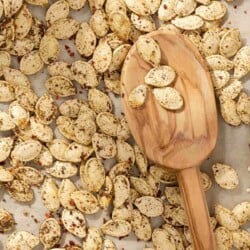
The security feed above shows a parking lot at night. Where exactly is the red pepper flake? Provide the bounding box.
[69,199,75,206]
[69,240,75,246]
[244,10,247,14]
[163,4,168,10]
[234,5,237,9]
[56,96,60,100]
[65,45,70,50]
[70,52,75,57]
[45,212,53,218]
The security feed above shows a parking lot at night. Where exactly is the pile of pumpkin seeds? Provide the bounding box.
[0,0,249,249]
[128,36,184,110]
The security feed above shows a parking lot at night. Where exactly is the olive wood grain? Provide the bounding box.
[178,167,215,250]
[121,30,218,250]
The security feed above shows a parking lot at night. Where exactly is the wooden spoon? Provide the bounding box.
[121,30,218,250]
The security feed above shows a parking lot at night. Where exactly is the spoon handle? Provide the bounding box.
[177,167,216,250]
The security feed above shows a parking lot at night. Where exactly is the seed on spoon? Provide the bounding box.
[128,84,148,108]
[153,87,184,110]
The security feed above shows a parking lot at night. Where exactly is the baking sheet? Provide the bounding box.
[0,0,249,249]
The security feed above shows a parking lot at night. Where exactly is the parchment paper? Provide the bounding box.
[0,0,249,249]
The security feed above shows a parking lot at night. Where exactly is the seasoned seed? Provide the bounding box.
[152,228,176,250]
[117,118,130,140]
[134,144,148,176]
[61,208,86,238]
[71,190,99,214]
[39,35,60,64]
[82,227,103,250]
[11,166,44,186]
[116,139,135,165]
[101,219,132,237]
[109,161,131,180]
[211,70,230,90]
[195,1,227,21]
[206,55,234,71]
[172,15,204,30]
[71,61,98,88]
[149,165,177,184]
[48,61,74,80]
[46,18,80,40]
[92,42,112,73]
[80,157,105,193]
[237,92,250,125]
[59,99,85,118]
[131,13,156,33]
[165,186,184,207]
[130,176,153,196]
[124,0,150,16]
[128,84,148,109]
[0,51,11,76]
[90,9,109,38]
[215,204,239,230]
[45,76,76,97]
[109,11,131,41]
[3,67,30,88]
[0,137,13,162]
[88,88,112,113]
[220,28,241,58]
[10,38,35,56]
[232,201,250,225]
[0,81,15,103]
[158,0,177,22]
[232,229,250,249]
[136,36,161,67]
[109,44,131,72]
[114,175,130,208]
[105,0,127,16]
[33,146,53,168]
[41,177,60,212]
[6,231,39,250]
[134,196,164,217]
[14,5,33,40]
[58,179,77,210]
[46,161,78,179]
[20,50,44,75]
[6,179,34,203]
[39,218,61,249]
[212,163,239,190]
[103,239,117,250]
[75,22,96,57]
[45,0,69,26]
[218,79,242,100]
[145,66,176,87]
[214,227,233,250]
[35,93,57,125]
[175,0,197,17]
[14,86,38,112]
[96,112,119,136]
[233,46,250,79]
[11,139,42,162]
[0,166,14,182]
[67,0,86,10]
[0,208,15,232]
